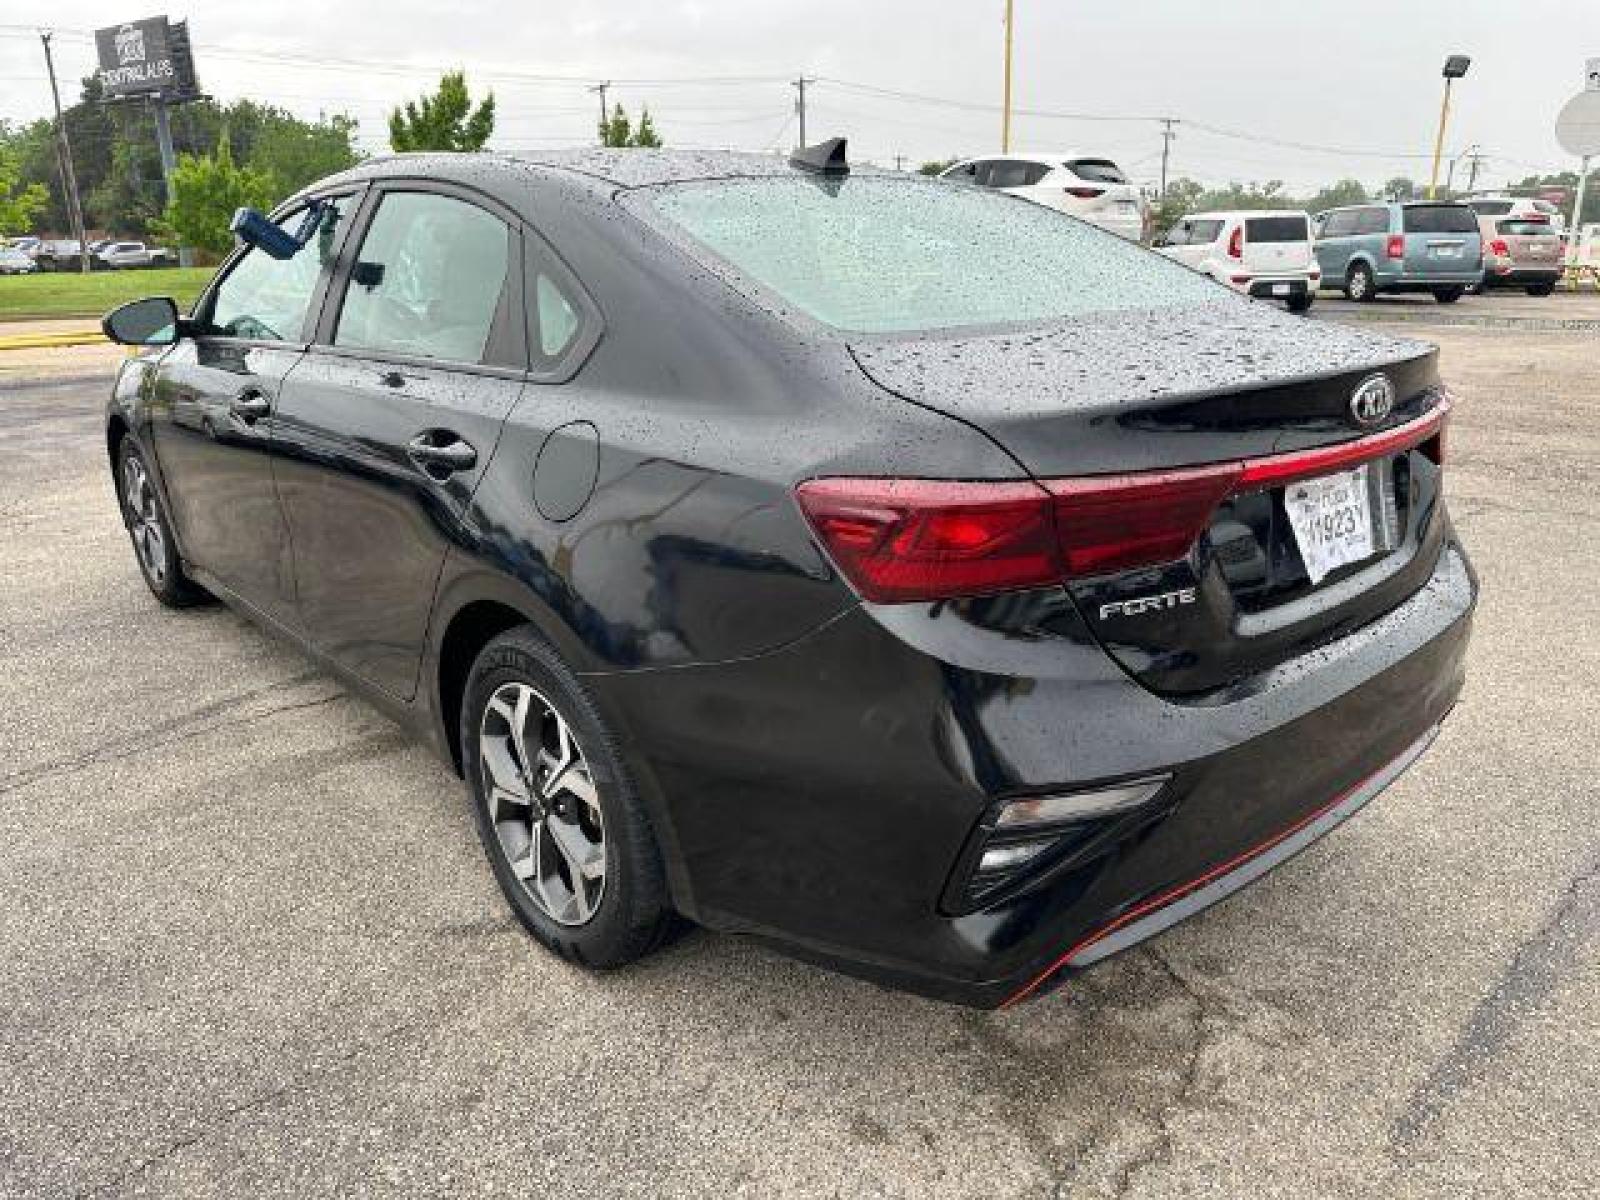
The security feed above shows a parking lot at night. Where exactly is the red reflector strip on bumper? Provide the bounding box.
[1000,724,1442,1008]
[1236,400,1449,489]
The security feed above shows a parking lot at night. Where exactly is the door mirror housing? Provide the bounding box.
[103,296,180,346]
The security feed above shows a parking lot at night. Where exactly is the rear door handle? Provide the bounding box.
[231,389,272,423]
[407,431,477,475]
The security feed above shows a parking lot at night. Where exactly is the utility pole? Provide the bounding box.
[793,76,809,148]
[39,31,89,274]
[590,81,611,144]
[1001,0,1015,152]
[893,154,906,172]
[1158,117,1177,198]
[1465,147,1484,194]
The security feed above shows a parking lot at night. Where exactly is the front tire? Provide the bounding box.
[1345,262,1376,302]
[461,626,674,969]
[115,439,208,607]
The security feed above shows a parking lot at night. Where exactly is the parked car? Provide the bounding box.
[99,147,1474,1008]
[940,153,1146,240]
[0,245,37,275]
[1313,201,1484,303]
[1466,194,1566,236]
[1478,215,1563,295]
[7,235,41,258]
[97,241,173,269]
[33,239,85,271]
[1155,210,1321,312]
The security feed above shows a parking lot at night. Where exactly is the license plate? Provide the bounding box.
[1284,465,1375,585]
[1431,245,1460,258]
[1271,283,1291,296]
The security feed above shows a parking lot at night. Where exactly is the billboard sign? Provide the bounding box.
[94,16,199,101]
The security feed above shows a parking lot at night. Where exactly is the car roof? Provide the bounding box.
[312,149,892,195]
[1182,209,1310,221]
[954,153,1113,166]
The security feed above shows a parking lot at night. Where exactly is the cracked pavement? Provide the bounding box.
[1,301,1597,1197]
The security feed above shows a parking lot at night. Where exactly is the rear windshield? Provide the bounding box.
[1245,216,1309,243]
[1498,219,1558,237]
[1468,200,1513,217]
[1065,158,1127,184]
[647,177,1219,334]
[1404,205,1479,234]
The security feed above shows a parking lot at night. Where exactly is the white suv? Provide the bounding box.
[940,154,1146,241]
[1155,210,1321,313]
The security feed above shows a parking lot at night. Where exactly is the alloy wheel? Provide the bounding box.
[478,682,606,926]
[121,456,167,585]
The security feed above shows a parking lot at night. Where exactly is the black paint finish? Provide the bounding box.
[105,150,1477,1006]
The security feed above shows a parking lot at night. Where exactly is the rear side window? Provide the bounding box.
[1403,205,1479,234]
[647,176,1221,334]
[1354,208,1391,235]
[1469,200,1513,217]
[208,196,357,342]
[1499,219,1557,237]
[335,191,511,363]
[986,160,1049,188]
[1245,216,1309,242]
[1320,210,1358,237]
[1065,158,1127,184]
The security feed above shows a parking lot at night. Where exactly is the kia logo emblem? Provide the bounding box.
[1350,374,1395,427]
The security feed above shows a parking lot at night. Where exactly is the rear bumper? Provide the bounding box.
[1485,267,1562,287]
[595,540,1476,1007]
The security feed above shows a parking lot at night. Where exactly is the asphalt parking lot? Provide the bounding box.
[2,295,1597,1198]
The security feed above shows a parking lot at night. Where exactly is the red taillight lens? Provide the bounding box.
[1489,238,1509,257]
[797,404,1449,603]
[1227,226,1244,258]
[1063,186,1105,199]
[795,478,1060,603]
[1045,466,1241,577]
[1386,234,1406,259]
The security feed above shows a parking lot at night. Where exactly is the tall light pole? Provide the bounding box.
[1001,0,1015,152]
[1428,54,1472,199]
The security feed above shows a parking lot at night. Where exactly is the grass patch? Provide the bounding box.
[0,267,214,321]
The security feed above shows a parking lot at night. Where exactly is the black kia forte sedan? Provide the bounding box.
[101,144,1474,1007]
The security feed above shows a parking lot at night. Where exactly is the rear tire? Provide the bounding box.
[1286,293,1315,315]
[1433,287,1464,304]
[115,439,209,608]
[461,625,675,969]
[1526,283,1555,297]
[1345,262,1376,302]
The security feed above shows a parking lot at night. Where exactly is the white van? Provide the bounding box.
[1155,210,1321,312]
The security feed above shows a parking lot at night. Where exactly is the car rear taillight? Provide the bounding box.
[1489,238,1509,257]
[1063,186,1105,199]
[797,403,1449,603]
[1227,226,1244,259]
[794,478,1061,602]
[1045,466,1241,577]
[1386,234,1406,259]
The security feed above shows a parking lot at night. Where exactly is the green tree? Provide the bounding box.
[1382,176,1417,201]
[918,159,956,176]
[1151,177,1204,233]
[1304,178,1369,214]
[156,133,276,257]
[0,139,49,235]
[599,103,663,148]
[388,71,495,152]
[251,112,361,194]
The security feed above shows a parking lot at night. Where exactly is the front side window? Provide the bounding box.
[1321,210,1356,238]
[647,176,1221,335]
[1189,219,1225,243]
[335,191,511,363]
[208,195,356,342]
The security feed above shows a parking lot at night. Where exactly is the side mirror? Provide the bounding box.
[103,296,180,347]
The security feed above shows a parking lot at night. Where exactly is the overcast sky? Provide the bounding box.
[3,1,1597,193]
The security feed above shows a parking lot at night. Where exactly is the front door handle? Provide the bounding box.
[407,431,477,475]
[231,389,272,423]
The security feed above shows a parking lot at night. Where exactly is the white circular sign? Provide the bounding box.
[1556,90,1600,157]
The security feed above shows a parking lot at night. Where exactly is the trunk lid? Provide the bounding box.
[850,302,1450,695]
